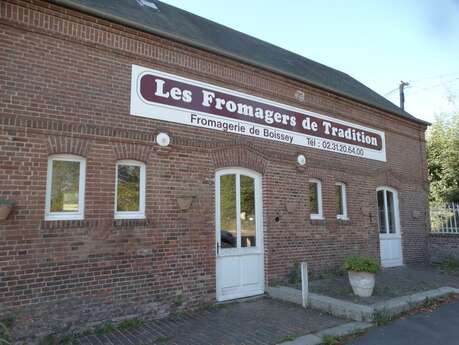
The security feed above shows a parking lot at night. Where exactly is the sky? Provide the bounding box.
[161,0,459,123]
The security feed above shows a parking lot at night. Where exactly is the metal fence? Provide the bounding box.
[431,203,459,234]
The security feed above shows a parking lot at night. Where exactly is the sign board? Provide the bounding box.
[130,65,386,161]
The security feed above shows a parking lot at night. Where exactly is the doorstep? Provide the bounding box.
[267,285,459,322]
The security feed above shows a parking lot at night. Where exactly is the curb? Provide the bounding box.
[267,285,459,322]
[277,321,373,345]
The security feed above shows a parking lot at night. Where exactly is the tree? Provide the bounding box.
[427,111,459,204]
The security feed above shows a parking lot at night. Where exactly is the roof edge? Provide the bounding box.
[50,0,430,127]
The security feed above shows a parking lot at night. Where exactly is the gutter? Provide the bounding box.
[50,0,430,127]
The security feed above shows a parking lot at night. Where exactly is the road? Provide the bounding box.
[349,300,459,345]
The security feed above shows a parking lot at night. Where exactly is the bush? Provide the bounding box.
[0,199,14,206]
[343,256,380,274]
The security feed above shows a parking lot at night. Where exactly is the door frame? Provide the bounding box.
[376,186,403,267]
[215,167,264,301]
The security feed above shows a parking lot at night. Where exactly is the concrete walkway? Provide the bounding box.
[348,299,459,345]
[76,297,346,345]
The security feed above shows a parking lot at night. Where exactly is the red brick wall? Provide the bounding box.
[430,234,459,262]
[0,0,429,339]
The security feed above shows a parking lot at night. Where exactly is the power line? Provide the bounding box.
[383,75,459,97]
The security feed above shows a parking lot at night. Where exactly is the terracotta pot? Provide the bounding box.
[177,197,193,210]
[0,204,13,220]
[348,271,375,297]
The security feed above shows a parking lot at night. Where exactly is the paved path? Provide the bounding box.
[348,299,459,345]
[77,297,345,345]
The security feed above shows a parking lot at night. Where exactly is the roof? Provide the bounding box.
[51,0,428,126]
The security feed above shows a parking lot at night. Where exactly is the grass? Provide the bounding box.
[35,316,147,345]
[279,334,299,342]
[153,336,171,343]
[321,330,369,345]
[0,318,14,345]
[436,259,459,273]
[372,309,393,326]
[322,335,340,345]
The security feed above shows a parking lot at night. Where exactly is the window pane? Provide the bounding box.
[387,191,396,233]
[240,175,256,248]
[51,160,80,212]
[309,182,318,214]
[117,165,140,212]
[336,185,343,215]
[377,190,386,233]
[220,174,237,248]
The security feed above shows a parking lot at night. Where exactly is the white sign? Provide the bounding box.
[130,65,386,161]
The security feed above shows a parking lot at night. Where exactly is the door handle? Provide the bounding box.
[216,241,221,255]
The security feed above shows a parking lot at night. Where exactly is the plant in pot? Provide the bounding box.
[0,199,14,220]
[343,256,380,297]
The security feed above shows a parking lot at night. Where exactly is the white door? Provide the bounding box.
[215,168,264,301]
[377,187,403,267]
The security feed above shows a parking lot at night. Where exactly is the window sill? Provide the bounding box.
[310,215,324,220]
[45,213,84,221]
[114,213,146,220]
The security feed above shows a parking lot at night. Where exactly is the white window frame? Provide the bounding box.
[309,178,323,220]
[114,160,146,219]
[45,154,86,221]
[336,182,348,220]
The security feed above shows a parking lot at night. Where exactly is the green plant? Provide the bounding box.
[117,318,144,331]
[154,336,171,343]
[372,310,392,326]
[94,323,115,335]
[322,335,340,345]
[0,319,14,345]
[0,323,10,345]
[280,334,298,342]
[0,199,14,206]
[343,256,380,273]
[288,262,301,285]
[436,258,459,273]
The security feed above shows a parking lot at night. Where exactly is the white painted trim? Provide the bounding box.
[215,167,264,302]
[309,178,323,220]
[114,160,146,219]
[45,154,86,221]
[336,182,348,220]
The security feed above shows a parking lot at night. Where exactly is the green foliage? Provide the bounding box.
[0,318,14,345]
[427,112,459,203]
[0,322,11,345]
[154,336,171,343]
[322,335,340,345]
[117,318,144,331]
[343,256,380,273]
[436,258,459,273]
[94,323,115,335]
[280,334,298,342]
[372,310,392,326]
[288,262,301,285]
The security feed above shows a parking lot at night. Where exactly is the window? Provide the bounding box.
[45,155,86,220]
[115,160,146,219]
[377,187,399,234]
[309,179,323,219]
[335,182,348,220]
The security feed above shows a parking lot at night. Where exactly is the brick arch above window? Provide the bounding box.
[211,143,268,174]
[112,142,152,163]
[375,169,401,190]
[47,136,92,156]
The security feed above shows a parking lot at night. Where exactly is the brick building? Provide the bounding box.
[0,0,429,339]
